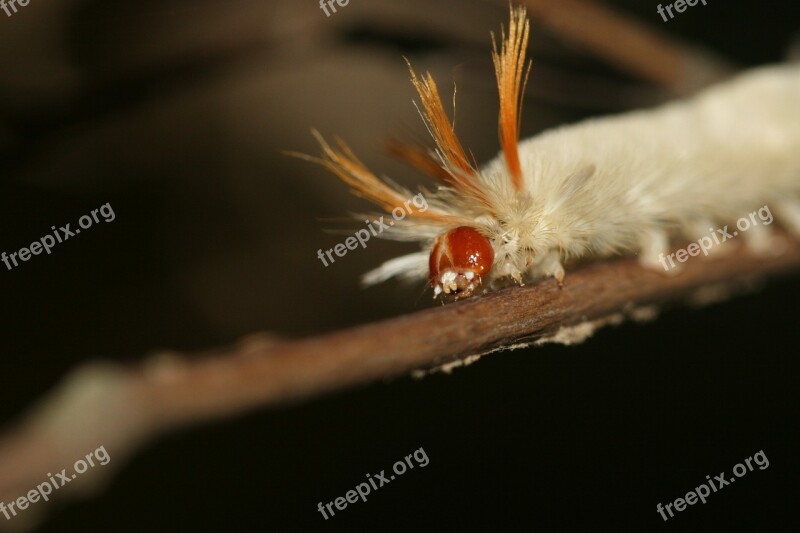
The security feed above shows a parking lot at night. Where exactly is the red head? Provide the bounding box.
[429,226,495,298]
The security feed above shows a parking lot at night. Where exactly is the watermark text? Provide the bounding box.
[0,445,111,521]
[658,205,773,271]
[316,193,428,267]
[656,449,769,521]
[2,202,115,272]
[656,0,708,22]
[317,447,429,520]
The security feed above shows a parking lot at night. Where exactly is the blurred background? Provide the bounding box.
[1,0,798,530]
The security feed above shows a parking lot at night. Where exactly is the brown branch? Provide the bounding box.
[0,236,799,529]
[516,0,737,93]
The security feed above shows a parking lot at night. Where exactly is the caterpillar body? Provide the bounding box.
[304,7,800,300]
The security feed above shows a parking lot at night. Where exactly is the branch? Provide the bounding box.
[0,236,798,529]
[516,0,737,93]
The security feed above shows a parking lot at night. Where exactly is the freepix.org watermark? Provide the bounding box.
[658,205,773,271]
[656,449,769,522]
[316,447,429,520]
[656,0,708,22]
[1,202,115,272]
[319,0,350,17]
[316,193,428,267]
[0,445,111,521]
[0,0,30,17]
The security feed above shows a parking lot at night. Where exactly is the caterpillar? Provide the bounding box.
[300,6,800,300]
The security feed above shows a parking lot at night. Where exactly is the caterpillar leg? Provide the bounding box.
[773,199,800,238]
[733,202,794,257]
[686,219,735,259]
[638,228,679,274]
[533,251,566,286]
[742,221,785,257]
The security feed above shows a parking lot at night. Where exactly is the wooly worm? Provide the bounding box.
[299,7,800,300]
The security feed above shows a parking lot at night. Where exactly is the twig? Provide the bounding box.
[515,0,737,92]
[0,236,798,529]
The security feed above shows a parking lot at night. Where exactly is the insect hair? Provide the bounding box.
[300,7,800,299]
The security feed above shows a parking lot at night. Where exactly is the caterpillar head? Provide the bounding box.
[429,226,495,298]
[300,7,532,302]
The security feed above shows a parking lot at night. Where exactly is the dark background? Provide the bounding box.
[1,0,798,531]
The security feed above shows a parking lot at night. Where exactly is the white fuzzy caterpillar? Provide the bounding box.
[304,7,800,300]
